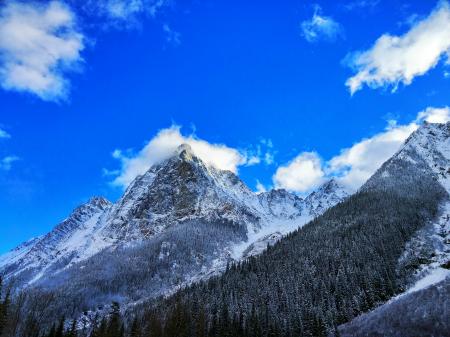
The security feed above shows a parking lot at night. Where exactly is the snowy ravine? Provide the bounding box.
[0,144,349,303]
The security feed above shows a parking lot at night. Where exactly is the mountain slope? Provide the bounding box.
[0,144,348,322]
[338,122,450,336]
[339,277,450,337]
[0,197,112,285]
[146,122,449,336]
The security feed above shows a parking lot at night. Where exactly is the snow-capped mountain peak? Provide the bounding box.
[176,143,195,158]
[398,122,450,189]
[365,122,450,193]
[304,179,349,217]
[0,143,350,299]
[0,196,112,285]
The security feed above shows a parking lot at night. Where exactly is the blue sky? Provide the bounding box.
[1,0,450,253]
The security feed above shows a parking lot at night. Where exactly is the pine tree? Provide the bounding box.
[47,324,56,337]
[55,316,65,337]
[91,318,107,337]
[66,319,77,337]
[0,277,5,336]
[194,306,206,337]
[145,313,162,337]
[129,317,140,337]
[106,302,123,337]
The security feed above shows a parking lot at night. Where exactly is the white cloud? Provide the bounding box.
[0,155,19,170]
[273,107,450,192]
[327,107,450,188]
[346,1,450,94]
[264,152,274,165]
[0,128,10,139]
[273,152,324,193]
[330,106,450,189]
[255,180,267,194]
[344,0,380,11]
[244,140,275,167]
[246,156,261,166]
[0,1,84,101]
[163,24,181,46]
[416,106,450,123]
[89,0,168,24]
[110,125,262,188]
[327,123,418,189]
[301,5,343,43]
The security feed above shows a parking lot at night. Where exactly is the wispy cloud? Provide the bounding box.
[301,5,343,43]
[273,107,450,192]
[345,1,450,94]
[0,155,19,171]
[85,0,169,26]
[0,1,84,102]
[255,180,267,194]
[0,128,10,139]
[163,23,181,46]
[343,0,380,11]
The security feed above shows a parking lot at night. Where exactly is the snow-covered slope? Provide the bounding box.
[365,122,450,191]
[0,197,112,285]
[304,179,349,217]
[239,179,349,258]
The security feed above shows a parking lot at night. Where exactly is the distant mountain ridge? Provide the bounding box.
[0,143,349,311]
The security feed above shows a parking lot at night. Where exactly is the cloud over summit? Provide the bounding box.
[110,126,272,188]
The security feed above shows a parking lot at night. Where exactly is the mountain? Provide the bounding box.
[338,121,450,336]
[339,275,450,337]
[304,178,350,217]
[0,197,112,285]
[145,122,449,337]
[2,123,449,336]
[0,144,348,319]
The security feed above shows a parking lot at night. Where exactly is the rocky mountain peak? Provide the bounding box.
[266,188,301,200]
[307,179,347,199]
[401,122,449,154]
[86,196,112,209]
[0,141,351,292]
[176,143,195,159]
[363,122,450,193]
[65,197,109,225]
[317,178,341,193]
[304,179,349,217]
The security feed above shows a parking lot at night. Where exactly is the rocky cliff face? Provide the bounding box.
[103,144,262,241]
